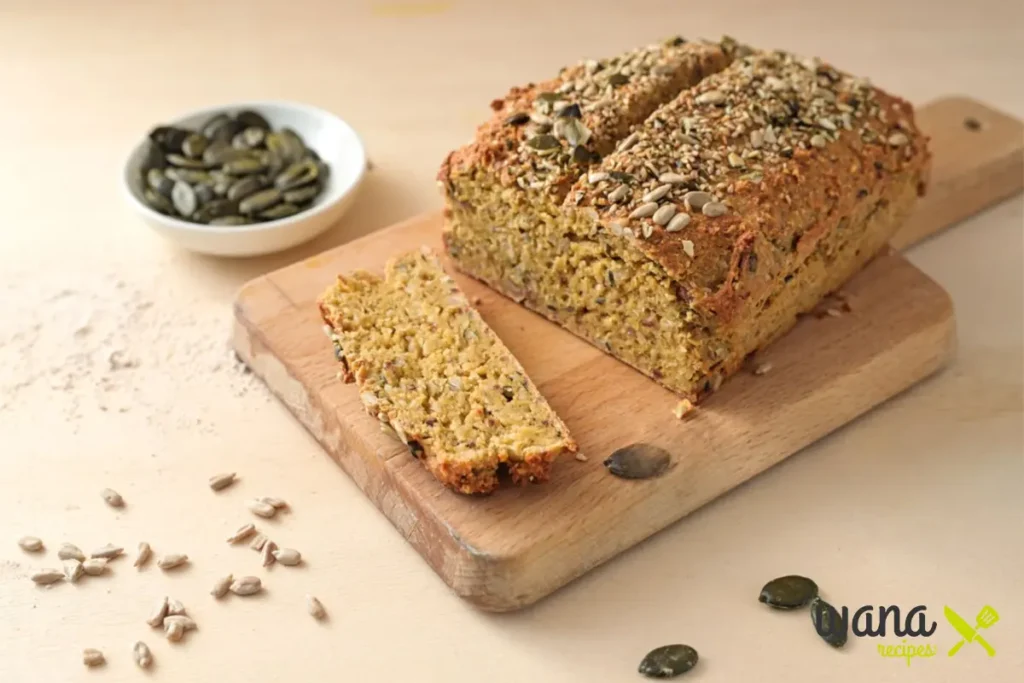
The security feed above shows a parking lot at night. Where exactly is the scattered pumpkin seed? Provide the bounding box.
[638,644,699,678]
[64,559,84,583]
[146,596,169,627]
[209,472,237,491]
[157,553,189,571]
[18,536,43,552]
[603,443,672,479]
[82,558,108,576]
[273,548,302,566]
[811,596,848,647]
[759,575,818,609]
[101,488,124,508]
[58,543,86,562]
[247,499,277,519]
[211,574,233,599]
[82,648,105,667]
[30,568,64,585]
[306,595,326,620]
[229,575,262,596]
[228,523,257,544]
[91,544,124,560]
[133,641,153,669]
[134,542,152,568]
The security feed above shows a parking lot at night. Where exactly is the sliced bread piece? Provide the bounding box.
[318,247,577,494]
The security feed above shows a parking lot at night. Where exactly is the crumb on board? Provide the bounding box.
[672,398,695,420]
[753,361,773,376]
[575,453,588,462]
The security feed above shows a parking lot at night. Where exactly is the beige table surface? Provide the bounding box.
[1,1,1022,681]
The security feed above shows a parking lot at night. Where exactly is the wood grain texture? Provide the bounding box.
[232,97,1019,610]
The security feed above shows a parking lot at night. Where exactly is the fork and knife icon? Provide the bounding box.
[944,605,999,657]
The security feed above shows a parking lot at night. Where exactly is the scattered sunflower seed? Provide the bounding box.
[211,574,233,599]
[575,453,589,462]
[133,641,153,669]
[30,568,65,585]
[260,496,289,510]
[167,598,187,616]
[247,499,277,518]
[229,576,263,596]
[91,544,124,560]
[134,542,152,568]
[209,472,237,491]
[811,596,849,647]
[695,89,725,105]
[753,362,773,376]
[603,444,672,480]
[17,536,43,552]
[809,134,827,149]
[273,548,302,566]
[759,575,819,609]
[639,644,699,678]
[157,553,189,571]
[58,543,86,562]
[227,523,256,544]
[101,488,125,508]
[64,559,84,583]
[165,619,185,643]
[659,172,688,184]
[608,185,629,203]
[306,595,327,620]
[82,558,108,576]
[82,648,105,667]
[146,596,169,627]
[249,533,269,551]
[164,615,197,632]
[261,540,278,567]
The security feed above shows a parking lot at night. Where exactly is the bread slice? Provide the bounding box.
[318,247,576,494]
[440,44,930,401]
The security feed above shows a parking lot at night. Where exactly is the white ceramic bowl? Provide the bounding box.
[122,101,367,257]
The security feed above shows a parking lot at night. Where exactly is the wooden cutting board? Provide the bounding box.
[232,96,1022,611]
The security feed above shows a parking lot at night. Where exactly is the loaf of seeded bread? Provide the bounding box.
[318,247,576,494]
[439,36,930,401]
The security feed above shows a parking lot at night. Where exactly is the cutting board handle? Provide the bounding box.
[893,96,1023,250]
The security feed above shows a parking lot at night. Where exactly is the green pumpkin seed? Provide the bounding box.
[206,116,244,143]
[212,175,233,196]
[164,168,212,185]
[232,126,265,149]
[200,113,230,138]
[203,141,248,165]
[166,154,209,170]
[759,575,818,609]
[223,157,267,175]
[141,141,165,172]
[268,129,306,165]
[304,146,321,162]
[182,133,209,159]
[194,183,215,204]
[239,188,282,214]
[171,181,197,216]
[149,126,189,153]
[525,134,561,153]
[259,202,299,220]
[274,159,318,190]
[603,444,671,479]
[227,176,268,202]
[146,168,174,198]
[208,215,249,226]
[810,597,848,648]
[638,645,698,678]
[236,110,271,130]
[282,184,321,205]
[143,188,175,215]
[193,198,239,223]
